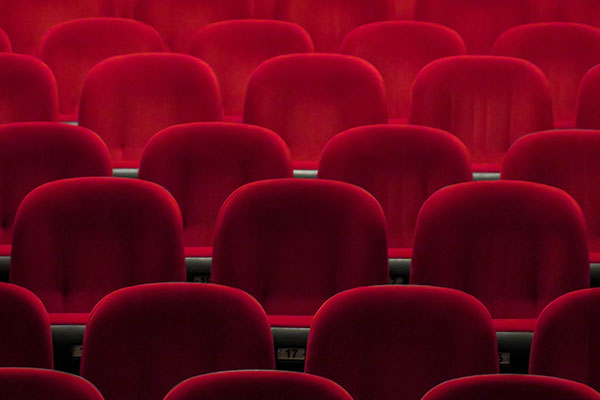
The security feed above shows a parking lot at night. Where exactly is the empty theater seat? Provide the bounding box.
[10,177,185,324]
[211,179,389,327]
[554,0,600,28]
[414,0,538,54]
[244,54,387,170]
[276,0,395,52]
[576,65,600,129]
[319,125,472,258]
[138,122,293,257]
[0,368,103,400]
[40,18,165,121]
[0,0,115,55]
[189,20,313,120]
[409,56,553,172]
[530,288,600,391]
[78,53,223,168]
[81,283,275,400]
[410,181,590,332]
[305,286,498,400]
[493,23,600,128]
[133,0,252,53]
[165,371,352,400]
[341,21,466,122]
[0,54,58,123]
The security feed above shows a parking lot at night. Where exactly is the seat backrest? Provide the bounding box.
[81,283,275,400]
[40,18,164,121]
[113,0,135,17]
[319,125,472,250]
[211,179,389,316]
[341,21,466,121]
[576,65,600,129]
[0,28,11,52]
[555,0,600,29]
[409,56,553,168]
[78,53,223,165]
[305,285,499,400]
[139,122,293,248]
[189,20,313,117]
[393,0,417,19]
[10,177,185,313]
[244,54,387,168]
[410,181,590,319]
[0,368,103,400]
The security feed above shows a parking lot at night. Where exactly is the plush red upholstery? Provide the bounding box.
[275,0,395,52]
[411,181,590,331]
[554,0,600,28]
[190,20,313,119]
[341,21,466,122]
[133,0,252,53]
[0,0,114,55]
[81,283,275,400]
[319,125,472,256]
[576,65,600,129]
[10,177,185,319]
[0,28,11,52]
[0,54,58,124]
[414,0,538,54]
[244,54,387,169]
[40,18,164,121]
[79,53,223,168]
[409,56,553,171]
[305,286,498,400]
[211,179,389,324]
[0,283,52,368]
[393,0,416,19]
[165,371,352,400]
[139,122,293,255]
[254,0,277,18]
[0,368,103,399]
[423,375,600,400]
[113,0,135,17]
[493,23,600,128]
[530,289,600,390]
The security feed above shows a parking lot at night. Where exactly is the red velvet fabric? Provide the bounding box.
[0,54,58,123]
[409,56,553,170]
[576,65,600,129]
[139,122,293,249]
[275,0,395,52]
[494,318,538,332]
[81,283,275,400]
[0,0,115,55]
[40,18,165,121]
[0,28,11,52]
[305,286,499,400]
[502,130,600,261]
[411,181,590,327]
[78,53,223,167]
[554,0,600,28]
[165,371,352,400]
[0,122,111,246]
[531,288,600,390]
[341,22,466,120]
[133,0,252,53]
[254,0,277,18]
[212,179,389,317]
[319,124,472,255]
[113,0,135,18]
[493,23,600,128]
[244,54,387,167]
[190,20,313,118]
[10,177,186,314]
[414,0,538,54]
[49,313,89,325]
[393,0,416,19]
[0,368,103,400]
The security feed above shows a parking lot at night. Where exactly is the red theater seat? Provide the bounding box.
[78,53,223,168]
[113,0,134,18]
[0,368,103,399]
[139,122,293,257]
[411,181,590,332]
[305,286,498,400]
[10,177,185,324]
[576,65,600,129]
[0,28,11,52]
[341,21,466,122]
[211,179,389,327]
[0,0,115,55]
[165,371,352,400]
[81,283,275,400]
[190,20,313,120]
[133,0,252,53]
[253,0,277,19]
[414,0,538,54]
[554,0,600,29]
[394,0,416,19]
[409,56,553,172]
[530,288,600,391]
[493,23,600,128]
[276,0,395,53]
[244,54,387,170]
[319,125,472,258]
[40,18,165,121]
